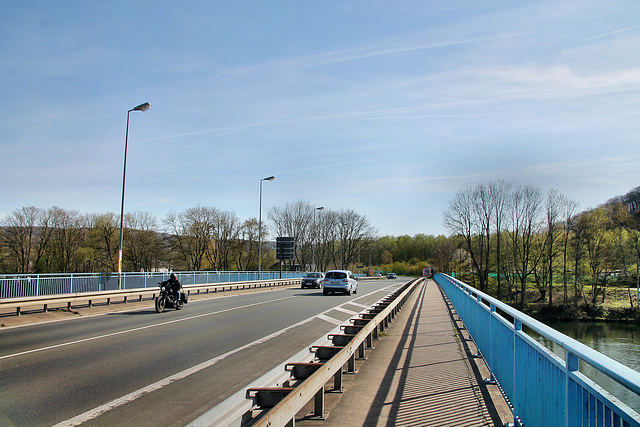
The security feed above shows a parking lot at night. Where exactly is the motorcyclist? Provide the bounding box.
[163,273,184,303]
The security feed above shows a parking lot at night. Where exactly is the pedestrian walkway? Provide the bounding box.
[296,279,513,427]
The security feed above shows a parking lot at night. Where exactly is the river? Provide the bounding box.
[534,320,640,414]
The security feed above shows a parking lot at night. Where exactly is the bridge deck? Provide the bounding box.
[296,279,514,426]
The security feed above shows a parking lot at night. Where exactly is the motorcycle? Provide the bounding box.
[155,282,187,312]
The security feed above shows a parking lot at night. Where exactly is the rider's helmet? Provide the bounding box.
[170,273,177,281]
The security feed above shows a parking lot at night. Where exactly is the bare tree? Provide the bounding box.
[87,212,119,272]
[207,210,242,271]
[571,213,588,306]
[543,189,564,305]
[268,201,314,269]
[508,185,543,306]
[333,209,376,270]
[431,235,457,274]
[315,210,339,271]
[473,183,493,292]
[163,206,218,271]
[46,207,87,273]
[236,219,259,271]
[125,211,163,272]
[560,198,580,305]
[0,206,52,273]
[443,186,488,290]
[581,207,616,304]
[489,180,511,299]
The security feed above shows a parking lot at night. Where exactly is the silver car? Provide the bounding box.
[301,272,324,289]
[323,270,358,295]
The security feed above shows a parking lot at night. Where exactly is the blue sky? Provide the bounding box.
[1,1,639,237]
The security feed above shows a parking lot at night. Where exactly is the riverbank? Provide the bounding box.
[478,281,640,323]
[523,302,640,323]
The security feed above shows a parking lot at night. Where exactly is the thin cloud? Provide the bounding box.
[222,31,531,78]
[583,25,639,42]
[157,111,304,157]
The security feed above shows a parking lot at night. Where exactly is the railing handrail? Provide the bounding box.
[434,273,640,395]
[0,270,305,299]
[434,273,640,426]
[0,270,298,279]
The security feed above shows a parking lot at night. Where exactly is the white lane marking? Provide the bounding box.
[333,306,358,315]
[0,295,296,360]
[317,314,343,325]
[0,287,280,331]
[346,302,368,309]
[52,314,317,427]
[53,295,378,426]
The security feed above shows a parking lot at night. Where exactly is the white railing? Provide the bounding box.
[0,278,302,316]
[434,273,640,427]
[0,271,303,299]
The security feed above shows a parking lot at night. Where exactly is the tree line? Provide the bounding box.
[346,182,639,311]
[0,202,376,276]
[441,181,640,309]
[3,184,639,311]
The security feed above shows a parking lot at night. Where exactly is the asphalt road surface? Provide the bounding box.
[0,278,407,426]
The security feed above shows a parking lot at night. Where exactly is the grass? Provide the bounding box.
[472,277,640,322]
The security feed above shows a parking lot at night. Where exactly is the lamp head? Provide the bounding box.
[263,176,275,181]
[132,102,151,112]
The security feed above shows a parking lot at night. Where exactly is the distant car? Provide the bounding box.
[375,273,382,277]
[323,270,358,295]
[387,273,397,279]
[301,272,324,289]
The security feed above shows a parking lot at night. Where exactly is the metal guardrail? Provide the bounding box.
[242,277,423,426]
[0,278,301,316]
[434,273,640,427]
[0,271,304,298]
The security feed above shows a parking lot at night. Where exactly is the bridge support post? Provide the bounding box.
[358,342,365,359]
[347,353,356,373]
[313,387,324,418]
[333,369,342,391]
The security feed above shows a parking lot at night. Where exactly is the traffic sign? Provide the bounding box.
[276,237,294,260]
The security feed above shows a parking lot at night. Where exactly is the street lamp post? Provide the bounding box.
[118,102,151,290]
[258,176,275,280]
[312,206,324,271]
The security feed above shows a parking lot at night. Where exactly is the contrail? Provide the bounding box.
[583,25,638,42]
[158,111,300,157]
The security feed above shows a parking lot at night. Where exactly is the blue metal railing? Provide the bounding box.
[0,271,304,299]
[434,273,640,427]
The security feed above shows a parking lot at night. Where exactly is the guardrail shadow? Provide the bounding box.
[363,281,426,425]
